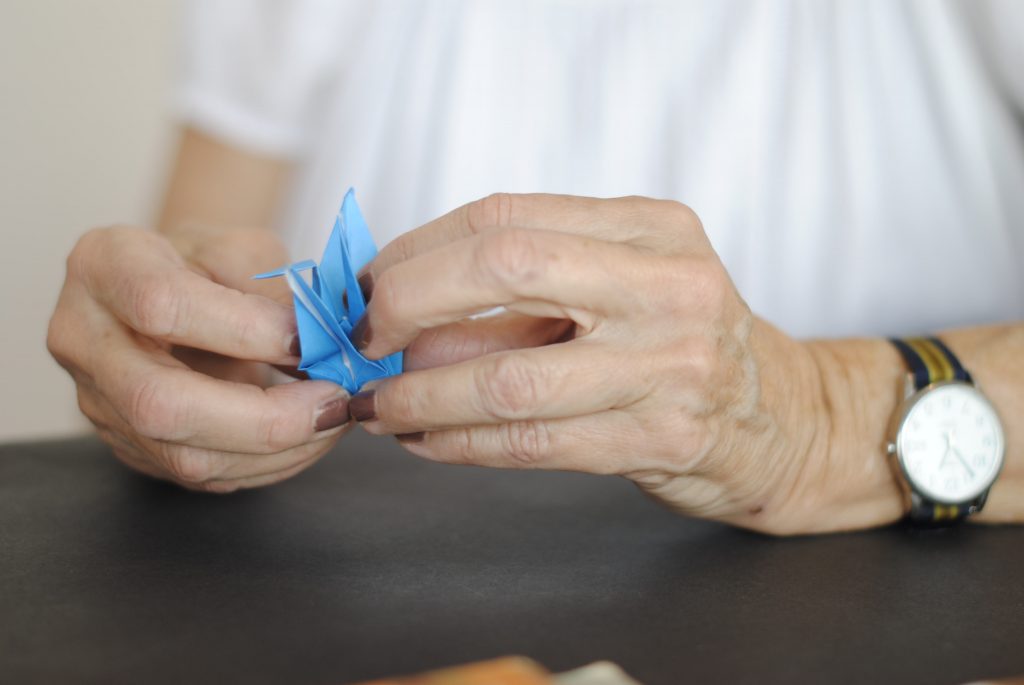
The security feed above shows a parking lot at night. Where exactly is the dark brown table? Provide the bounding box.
[1,433,1022,684]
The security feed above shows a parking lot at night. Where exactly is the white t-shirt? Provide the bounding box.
[178,0,1024,338]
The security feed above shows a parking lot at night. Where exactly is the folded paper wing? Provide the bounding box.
[253,189,402,393]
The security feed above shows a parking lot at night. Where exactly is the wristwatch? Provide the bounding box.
[886,337,1005,523]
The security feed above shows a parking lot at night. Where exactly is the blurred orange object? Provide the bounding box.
[353,656,551,685]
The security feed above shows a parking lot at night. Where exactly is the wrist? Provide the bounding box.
[728,327,908,535]
[798,337,908,532]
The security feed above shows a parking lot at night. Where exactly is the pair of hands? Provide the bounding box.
[48,194,859,533]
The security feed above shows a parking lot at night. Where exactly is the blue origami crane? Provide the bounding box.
[253,189,402,393]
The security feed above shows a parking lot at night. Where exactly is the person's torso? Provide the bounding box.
[279,0,1024,337]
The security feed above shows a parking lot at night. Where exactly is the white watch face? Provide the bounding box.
[897,382,1005,504]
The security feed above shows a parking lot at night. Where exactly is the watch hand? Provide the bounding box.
[951,446,975,479]
[938,432,955,469]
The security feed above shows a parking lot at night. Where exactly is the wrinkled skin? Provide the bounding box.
[47,226,351,492]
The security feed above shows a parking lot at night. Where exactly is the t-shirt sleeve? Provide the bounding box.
[176,0,354,157]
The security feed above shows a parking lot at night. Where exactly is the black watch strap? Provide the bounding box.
[889,336,972,391]
[909,500,973,524]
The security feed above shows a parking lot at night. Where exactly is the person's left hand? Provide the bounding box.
[346,194,903,534]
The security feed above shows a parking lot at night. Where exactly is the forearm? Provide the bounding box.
[150,127,296,296]
[803,323,1023,532]
[157,127,292,239]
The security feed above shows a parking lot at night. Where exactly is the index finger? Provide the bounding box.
[83,229,298,364]
[366,193,690,280]
[358,228,657,360]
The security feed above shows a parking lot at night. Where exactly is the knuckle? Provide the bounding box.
[390,234,414,265]
[65,241,89,282]
[467,192,516,232]
[126,275,187,337]
[255,404,308,453]
[653,333,727,398]
[632,411,713,472]
[75,387,102,424]
[67,227,111,275]
[163,446,217,485]
[126,378,184,441]
[446,427,476,464]
[45,310,73,365]
[678,337,719,387]
[227,297,263,352]
[497,420,552,467]
[646,200,703,250]
[370,269,401,327]
[45,315,63,358]
[46,308,91,375]
[49,235,111,364]
[46,295,96,372]
[476,354,544,420]
[671,417,713,467]
[382,380,420,426]
[656,199,701,227]
[475,228,547,290]
[686,259,731,313]
[68,226,137,281]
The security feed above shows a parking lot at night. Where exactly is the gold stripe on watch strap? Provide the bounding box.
[931,504,965,522]
[889,336,973,391]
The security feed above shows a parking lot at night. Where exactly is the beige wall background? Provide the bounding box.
[1,1,179,441]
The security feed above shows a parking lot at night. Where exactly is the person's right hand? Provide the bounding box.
[47,226,352,492]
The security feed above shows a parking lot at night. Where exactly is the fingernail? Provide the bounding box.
[314,395,350,431]
[396,431,425,443]
[349,389,376,422]
[351,314,373,351]
[358,271,374,303]
[289,334,302,357]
